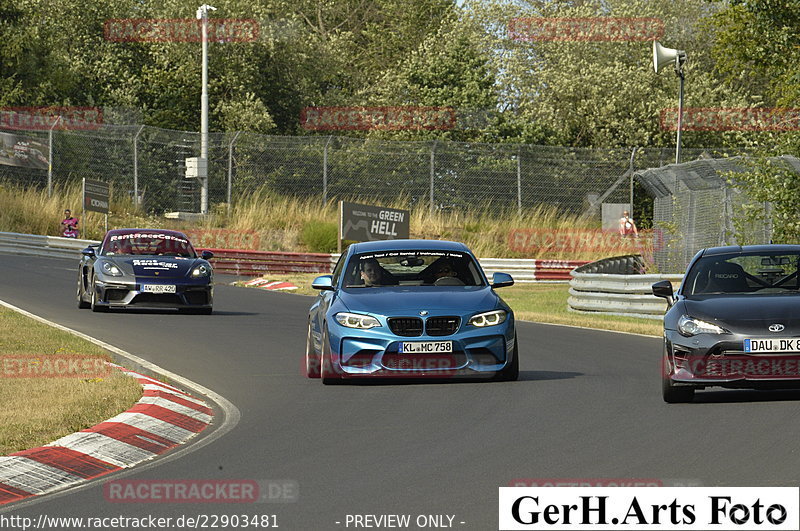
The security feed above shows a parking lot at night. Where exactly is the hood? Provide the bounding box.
[339,286,499,314]
[684,294,800,333]
[105,256,202,279]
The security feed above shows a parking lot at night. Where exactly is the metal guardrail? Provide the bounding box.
[202,248,338,276]
[0,231,99,260]
[568,254,683,319]
[0,231,588,281]
[480,258,588,282]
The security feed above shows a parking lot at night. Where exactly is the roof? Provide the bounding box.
[104,228,189,237]
[349,239,470,254]
[635,155,800,199]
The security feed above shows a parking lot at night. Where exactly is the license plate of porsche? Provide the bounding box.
[399,341,453,354]
[744,338,800,353]
[142,284,176,294]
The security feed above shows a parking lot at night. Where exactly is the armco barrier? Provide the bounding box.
[0,231,98,260]
[200,248,338,275]
[479,258,588,282]
[0,231,588,281]
[568,255,683,319]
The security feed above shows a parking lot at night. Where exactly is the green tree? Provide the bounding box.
[465,0,756,148]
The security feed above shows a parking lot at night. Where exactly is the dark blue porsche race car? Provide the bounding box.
[77,228,214,314]
[306,239,518,384]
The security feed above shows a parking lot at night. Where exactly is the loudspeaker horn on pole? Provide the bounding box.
[653,41,686,74]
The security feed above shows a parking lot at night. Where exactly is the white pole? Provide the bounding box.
[133,124,144,207]
[197,4,216,215]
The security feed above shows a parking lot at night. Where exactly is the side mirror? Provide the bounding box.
[652,280,675,307]
[201,250,214,260]
[81,246,96,258]
[491,272,514,289]
[312,275,334,291]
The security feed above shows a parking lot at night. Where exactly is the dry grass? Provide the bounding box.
[0,307,142,455]
[0,182,163,241]
[0,183,654,261]
[239,273,663,337]
[498,283,662,336]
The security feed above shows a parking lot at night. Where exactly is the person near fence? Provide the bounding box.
[61,209,79,238]
[618,210,638,238]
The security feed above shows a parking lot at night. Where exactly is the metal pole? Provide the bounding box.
[198,4,216,214]
[133,124,144,208]
[676,72,684,165]
[323,135,332,204]
[516,146,522,216]
[227,131,240,216]
[629,147,636,212]
[429,140,436,215]
[47,116,61,197]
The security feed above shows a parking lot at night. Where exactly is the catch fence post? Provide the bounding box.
[227,131,241,217]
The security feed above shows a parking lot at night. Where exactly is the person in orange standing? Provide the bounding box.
[61,209,79,238]
[619,210,638,238]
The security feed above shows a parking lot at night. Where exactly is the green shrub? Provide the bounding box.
[301,221,338,252]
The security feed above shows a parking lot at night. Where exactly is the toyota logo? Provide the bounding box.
[769,324,785,332]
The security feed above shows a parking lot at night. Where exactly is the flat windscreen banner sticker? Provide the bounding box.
[498,487,799,530]
[0,132,49,169]
[340,201,410,242]
[83,178,110,214]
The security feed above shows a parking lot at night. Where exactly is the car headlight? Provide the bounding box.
[335,312,380,329]
[191,264,211,277]
[678,314,727,336]
[468,309,507,327]
[101,262,122,276]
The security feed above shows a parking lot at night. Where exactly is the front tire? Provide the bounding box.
[496,335,519,381]
[77,271,90,309]
[305,322,320,378]
[90,279,107,313]
[662,354,694,403]
[321,327,341,385]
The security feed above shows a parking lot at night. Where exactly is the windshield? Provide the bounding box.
[684,252,800,295]
[343,250,485,288]
[101,231,196,258]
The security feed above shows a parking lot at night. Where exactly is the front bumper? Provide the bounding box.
[664,329,800,388]
[93,279,213,309]
[325,320,515,379]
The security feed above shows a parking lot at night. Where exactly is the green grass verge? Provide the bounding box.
[237,273,663,336]
[0,307,143,455]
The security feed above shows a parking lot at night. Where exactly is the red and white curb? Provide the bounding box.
[243,278,298,290]
[0,364,213,505]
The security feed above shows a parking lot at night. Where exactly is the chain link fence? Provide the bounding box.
[634,156,800,272]
[4,120,774,270]
[1,121,731,217]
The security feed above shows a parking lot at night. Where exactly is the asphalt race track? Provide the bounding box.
[2,253,800,530]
